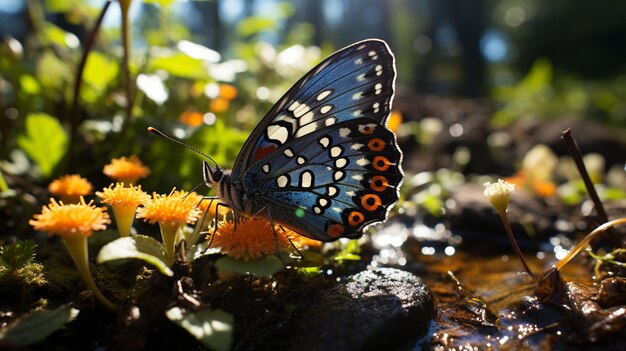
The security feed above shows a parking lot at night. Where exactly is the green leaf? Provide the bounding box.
[166,307,233,351]
[81,51,119,103]
[36,52,71,95]
[19,74,41,95]
[215,256,283,277]
[0,305,79,346]
[96,235,173,277]
[149,53,207,80]
[236,16,277,37]
[41,23,79,48]
[186,241,221,262]
[17,113,68,178]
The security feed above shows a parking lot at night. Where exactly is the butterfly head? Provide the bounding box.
[202,160,223,186]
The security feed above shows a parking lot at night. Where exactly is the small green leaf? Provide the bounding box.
[149,53,207,80]
[0,305,79,346]
[186,241,221,262]
[144,0,176,8]
[17,113,68,178]
[81,51,119,103]
[236,16,277,37]
[166,307,233,351]
[96,235,173,276]
[19,74,41,95]
[215,256,283,277]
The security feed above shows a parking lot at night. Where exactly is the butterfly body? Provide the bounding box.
[204,39,403,242]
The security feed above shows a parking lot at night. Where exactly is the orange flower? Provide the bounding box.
[179,110,204,127]
[136,189,202,227]
[211,218,290,261]
[30,197,110,239]
[209,98,229,113]
[211,218,320,261]
[387,110,403,134]
[48,174,93,203]
[137,189,202,261]
[219,84,238,100]
[96,183,150,237]
[29,197,115,309]
[103,156,150,184]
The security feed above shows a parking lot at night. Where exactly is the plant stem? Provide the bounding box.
[556,217,626,271]
[120,0,135,139]
[160,222,181,265]
[68,1,112,169]
[63,237,116,310]
[561,128,619,245]
[499,211,535,278]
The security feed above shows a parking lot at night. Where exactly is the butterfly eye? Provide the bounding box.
[212,169,223,182]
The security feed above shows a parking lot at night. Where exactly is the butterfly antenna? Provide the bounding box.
[147,127,219,168]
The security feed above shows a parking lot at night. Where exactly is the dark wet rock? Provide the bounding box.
[596,277,626,308]
[445,183,560,248]
[284,268,434,351]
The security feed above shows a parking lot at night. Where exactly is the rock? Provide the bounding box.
[285,268,434,351]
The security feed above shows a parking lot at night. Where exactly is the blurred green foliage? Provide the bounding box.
[493,59,626,126]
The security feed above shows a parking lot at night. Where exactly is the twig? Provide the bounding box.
[69,1,113,168]
[561,128,620,245]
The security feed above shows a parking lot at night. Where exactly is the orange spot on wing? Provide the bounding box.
[373,156,391,171]
[348,211,365,227]
[368,138,386,152]
[361,194,382,211]
[370,175,389,192]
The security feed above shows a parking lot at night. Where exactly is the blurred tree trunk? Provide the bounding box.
[191,0,223,51]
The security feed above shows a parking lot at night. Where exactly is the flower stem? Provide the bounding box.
[119,0,134,138]
[556,217,626,271]
[160,222,180,265]
[111,205,137,237]
[63,237,116,310]
[499,211,535,278]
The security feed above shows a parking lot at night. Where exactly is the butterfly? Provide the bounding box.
[203,39,403,242]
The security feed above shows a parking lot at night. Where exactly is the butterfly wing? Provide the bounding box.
[232,39,395,180]
[234,39,402,241]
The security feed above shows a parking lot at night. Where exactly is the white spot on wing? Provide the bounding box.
[297,156,306,165]
[353,110,362,117]
[294,103,310,117]
[352,143,364,150]
[330,146,342,158]
[277,175,289,188]
[373,102,380,113]
[300,171,313,188]
[325,117,336,126]
[356,73,366,82]
[267,125,289,144]
[346,191,356,196]
[333,171,344,181]
[356,158,369,166]
[352,174,363,181]
[375,83,382,95]
[355,58,363,65]
[320,105,333,114]
[283,148,294,157]
[317,90,332,101]
[313,206,321,214]
[263,164,270,173]
[339,128,350,137]
[288,101,300,111]
[352,92,363,100]
[335,158,347,168]
[327,186,337,197]
[319,198,328,207]
[295,122,317,137]
[357,44,366,50]
[300,111,314,125]
[319,137,330,148]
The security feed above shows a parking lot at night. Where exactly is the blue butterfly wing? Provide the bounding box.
[232,39,395,179]
[234,39,402,241]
